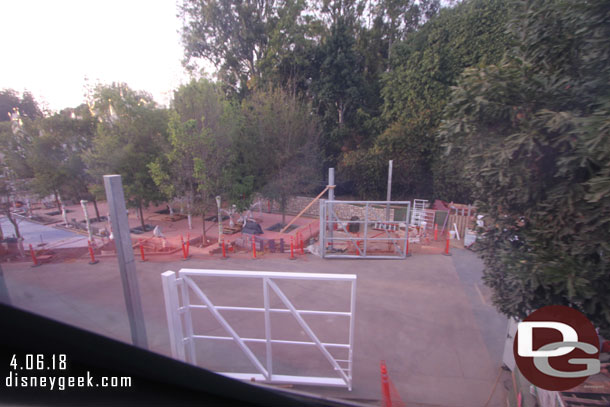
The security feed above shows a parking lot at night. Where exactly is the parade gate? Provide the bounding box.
[162,269,357,389]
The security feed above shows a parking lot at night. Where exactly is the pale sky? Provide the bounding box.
[0,0,195,112]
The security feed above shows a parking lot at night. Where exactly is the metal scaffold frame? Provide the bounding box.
[320,200,411,259]
[161,269,357,390]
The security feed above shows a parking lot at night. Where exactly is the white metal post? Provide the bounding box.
[180,277,196,363]
[348,279,357,390]
[80,200,93,243]
[319,200,326,258]
[161,271,186,361]
[328,168,334,249]
[263,278,273,379]
[386,160,393,221]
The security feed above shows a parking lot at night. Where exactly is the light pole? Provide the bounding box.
[215,195,223,245]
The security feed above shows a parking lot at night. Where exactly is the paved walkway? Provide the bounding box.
[1,250,509,406]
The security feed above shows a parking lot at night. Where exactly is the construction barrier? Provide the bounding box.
[221,239,228,260]
[380,360,405,407]
[139,239,147,262]
[29,244,39,267]
[87,240,99,265]
[443,232,452,256]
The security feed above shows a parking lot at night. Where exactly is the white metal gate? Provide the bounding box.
[161,269,357,389]
[320,200,411,259]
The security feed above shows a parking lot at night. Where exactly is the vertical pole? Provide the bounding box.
[88,240,98,265]
[161,271,186,361]
[139,240,147,262]
[328,168,334,250]
[252,237,257,260]
[215,195,223,246]
[319,200,326,258]
[221,238,227,259]
[386,160,393,221]
[348,279,357,390]
[290,236,295,260]
[103,175,148,349]
[443,231,452,256]
[263,278,272,380]
[81,200,93,243]
[363,203,369,256]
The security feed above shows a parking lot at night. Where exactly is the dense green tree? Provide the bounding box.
[149,79,239,242]
[440,0,610,334]
[240,87,321,225]
[342,0,510,199]
[0,89,42,122]
[28,105,99,215]
[311,16,366,167]
[86,84,167,230]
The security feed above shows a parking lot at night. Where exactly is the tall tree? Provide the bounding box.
[440,0,610,335]
[29,105,99,216]
[0,89,42,122]
[150,79,238,243]
[180,0,281,96]
[86,84,167,230]
[312,16,366,167]
[241,88,321,225]
[341,0,510,199]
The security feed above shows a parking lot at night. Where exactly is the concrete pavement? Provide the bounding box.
[1,249,508,406]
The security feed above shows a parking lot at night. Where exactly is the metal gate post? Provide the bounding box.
[263,277,273,378]
[319,199,326,258]
[161,271,186,361]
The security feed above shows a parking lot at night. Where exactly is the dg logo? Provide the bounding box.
[513,305,601,391]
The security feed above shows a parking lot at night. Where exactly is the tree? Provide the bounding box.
[311,16,366,167]
[341,0,510,199]
[440,0,610,335]
[180,0,279,96]
[241,87,321,225]
[28,105,99,216]
[86,84,167,230]
[0,89,42,122]
[150,79,238,243]
[0,172,21,239]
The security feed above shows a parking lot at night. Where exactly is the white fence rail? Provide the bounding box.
[161,269,357,389]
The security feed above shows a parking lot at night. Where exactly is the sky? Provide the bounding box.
[1,0,195,112]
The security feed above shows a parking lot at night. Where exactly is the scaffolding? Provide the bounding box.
[320,200,411,259]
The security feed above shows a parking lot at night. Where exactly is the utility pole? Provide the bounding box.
[103,175,148,349]
[386,160,393,221]
[328,168,335,249]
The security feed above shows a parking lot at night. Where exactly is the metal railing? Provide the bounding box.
[162,269,357,389]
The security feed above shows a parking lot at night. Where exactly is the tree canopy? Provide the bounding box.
[440,0,610,334]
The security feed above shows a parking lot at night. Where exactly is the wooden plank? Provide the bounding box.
[279,186,331,234]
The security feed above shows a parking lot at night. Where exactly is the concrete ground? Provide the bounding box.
[1,248,508,406]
